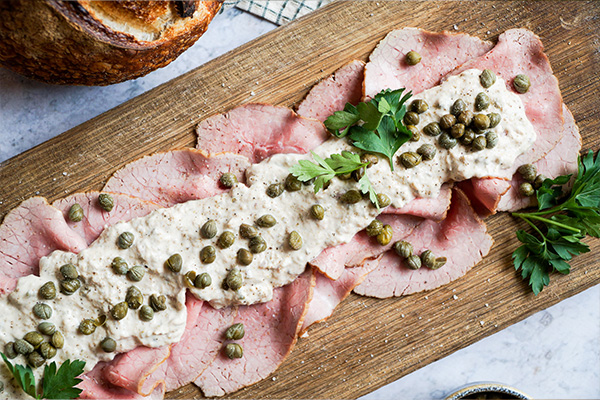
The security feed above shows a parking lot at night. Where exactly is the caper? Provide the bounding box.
[376,193,391,208]
[249,235,267,253]
[376,225,393,246]
[517,164,537,183]
[399,152,421,168]
[100,337,117,353]
[417,144,437,161]
[94,315,107,327]
[421,250,437,269]
[200,246,217,264]
[285,174,302,192]
[472,114,490,130]
[460,128,476,145]
[457,110,473,126]
[112,257,129,275]
[28,352,45,368]
[33,303,52,319]
[24,331,44,348]
[439,114,456,131]
[360,153,379,167]
[513,74,530,93]
[79,319,97,335]
[225,323,245,340]
[139,305,154,321]
[475,92,491,111]
[226,269,243,291]
[68,203,83,222]
[150,294,167,312]
[126,286,143,309]
[51,331,64,349]
[533,174,546,190]
[98,193,114,212]
[266,182,284,198]
[60,278,81,295]
[423,122,442,137]
[194,272,212,289]
[472,136,487,151]
[340,189,362,204]
[4,342,18,359]
[14,339,34,355]
[366,219,384,237]
[485,131,499,149]
[431,257,447,270]
[519,182,535,197]
[111,302,128,320]
[488,112,502,128]
[289,231,303,250]
[393,241,413,259]
[450,123,465,139]
[405,254,422,270]
[220,172,238,188]
[450,99,466,116]
[118,232,134,249]
[60,263,78,280]
[403,111,420,126]
[256,214,277,228]
[239,224,259,239]
[164,254,182,273]
[39,342,56,359]
[407,125,421,141]
[310,204,325,220]
[127,265,145,282]
[237,249,253,266]
[39,281,56,300]
[38,322,56,336]
[480,69,496,88]
[217,231,236,249]
[200,220,218,239]
[410,99,429,114]
[438,133,458,150]
[184,271,197,287]
[338,172,352,180]
[225,343,243,359]
[351,166,365,182]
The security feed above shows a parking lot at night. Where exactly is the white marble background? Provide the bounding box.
[0,7,598,400]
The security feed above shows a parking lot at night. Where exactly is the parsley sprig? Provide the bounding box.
[324,88,413,170]
[512,150,600,294]
[1,353,85,399]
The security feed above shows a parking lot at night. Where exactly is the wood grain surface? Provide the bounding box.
[1,1,599,399]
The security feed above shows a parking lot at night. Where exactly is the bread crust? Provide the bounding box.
[0,0,221,85]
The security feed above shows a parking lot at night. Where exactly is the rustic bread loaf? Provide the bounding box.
[0,0,221,85]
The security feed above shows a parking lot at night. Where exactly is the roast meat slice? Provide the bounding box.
[384,183,453,221]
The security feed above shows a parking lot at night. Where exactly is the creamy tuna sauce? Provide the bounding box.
[0,70,535,398]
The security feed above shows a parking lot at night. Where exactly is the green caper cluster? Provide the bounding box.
[185,271,213,289]
[111,256,146,281]
[58,263,81,295]
[266,173,305,198]
[5,321,65,368]
[517,163,546,197]
[223,323,245,359]
[392,241,446,270]
[365,219,394,246]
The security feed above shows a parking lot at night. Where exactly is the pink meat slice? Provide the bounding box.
[52,192,160,245]
[300,259,379,334]
[363,27,493,98]
[384,183,453,221]
[194,268,315,397]
[354,189,493,297]
[103,150,251,208]
[196,103,329,163]
[456,178,511,217]
[296,60,365,122]
[0,197,87,294]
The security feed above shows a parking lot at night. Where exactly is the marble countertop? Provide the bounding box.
[0,7,598,400]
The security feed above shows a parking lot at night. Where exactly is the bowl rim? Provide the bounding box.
[445,381,531,400]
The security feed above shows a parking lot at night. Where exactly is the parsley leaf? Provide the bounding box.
[2,353,38,399]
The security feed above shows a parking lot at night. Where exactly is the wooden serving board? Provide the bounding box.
[1,1,599,398]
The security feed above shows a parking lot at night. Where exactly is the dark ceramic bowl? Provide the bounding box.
[445,382,531,400]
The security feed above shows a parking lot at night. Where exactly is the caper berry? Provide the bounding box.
[450,99,466,116]
[405,254,422,270]
[112,257,129,275]
[533,174,546,190]
[164,254,182,273]
[513,74,530,93]
[127,265,146,282]
[340,189,362,204]
[376,225,393,246]
[475,92,490,111]
[98,193,114,212]
[237,249,253,266]
[39,342,56,359]
[472,114,490,130]
[457,110,473,126]
[421,250,437,269]
[200,220,218,239]
[376,193,391,208]
[38,322,56,336]
[439,114,456,131]
[488,112,502,128]
[225,323,245,340]
[194,272,212,289]
[423,122,442,137]
[405,50,421,65]
[517,164,537,183]
[39,281,56,300]
[310,204,325,220]
[100,337,117,353]
[79,319,97,335]
[4,342,17,359]
[68,203,83,222]
[410,99,429,114]
[399,152,421,169]
[200,246,217,264]
[360,153,379,167]
[111,302,128,320]
[485,131,499,149]
[28,352,45,368]
[239,224,259,239]
[14,339,34,355]
[366,219,384,237]
[472,136,487,151]
[460,128,476,145]
[184,271,197,287]
[480,69,496,88]
[220,172,238,188]
[266,182,284,198]
[256,214,277,228]
[51,331,64,349]
[225,343,244,359]
[217,231,236,249]
[150,294,167,312]
[126,286,143,309]
[249,236,267,254]
[403,111,420,126]
[24,331,44,347]
[351,166,365,182]
[60,278,81,295]
[450,123,465,139]
[289,231,303,250]
[33,303,52,319]
[60,263,78,280]
[139,305,154,321]
[285,173,302,192]
[226,269,243,291]
[118,232,134,249]
[407,125,421,141]
[438,133,458,150]
[393,241,413,259]
[417,144,437,161]
[519,182,535,197]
